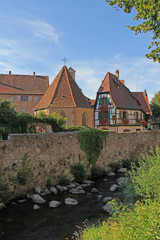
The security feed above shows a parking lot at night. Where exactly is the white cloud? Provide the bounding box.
[26,20,60,43]
[68,56,160,102]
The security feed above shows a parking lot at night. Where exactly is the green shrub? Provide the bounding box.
[108,161,121,172]
[77,128,107,166]
[79,199,160,240]
[63,126,90,132]
[121,159,132,170]
[70,163,86,183]
[46,178,52,188]
[124,146,160,202]
[91,166,106,179]
[0,169,8,202]
[59,174,71,186]
[17,153,32,185]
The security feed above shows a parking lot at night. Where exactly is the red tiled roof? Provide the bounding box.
[131,91,151,114]
[97,72,142,111]
[34,66,92,110]
[0,73,49,95]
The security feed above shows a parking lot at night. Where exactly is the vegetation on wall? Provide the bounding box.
[77,128,107,166]
[79,146,160,240]
[0,168,8,202]
[17,153,32,185]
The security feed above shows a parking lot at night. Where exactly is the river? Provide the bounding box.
[0,173,124,240]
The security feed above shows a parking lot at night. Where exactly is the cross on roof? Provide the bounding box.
[62,57,67,65]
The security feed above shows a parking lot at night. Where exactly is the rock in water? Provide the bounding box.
[102,197,113,203]
[33,204,40,210]
[49,201,61,208]
[65,198,78,205]
[32,194,46,204]
[50,187,58,195]
[110,184,118,192]
[0,202,6,210]
[103,203,114,215]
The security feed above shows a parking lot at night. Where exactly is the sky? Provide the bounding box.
[0,0,159,102]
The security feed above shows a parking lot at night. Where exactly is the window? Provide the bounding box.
[34,97,39,103]
[10,96,14,102]
[60,111,66,118]
[82,112,88,126]
[101,97,107,106]
[28,96,32,101]
[21,96,28,101]
[134,112,139,120]
[123,111,128,119]
[17,95,20,101]
[21,109,26,112]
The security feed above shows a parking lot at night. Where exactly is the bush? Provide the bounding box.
[124,146,160,202]
[63,126,90,132]
[46,178,52,188]
[108,161,121,173]
[91,166,106,179]
[0,169,8,202]
[59,174,71,186]
[79,199,160,240]
[70,163,86,183]
[79,146,160,240]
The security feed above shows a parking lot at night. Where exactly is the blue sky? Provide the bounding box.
[0,0,159,102]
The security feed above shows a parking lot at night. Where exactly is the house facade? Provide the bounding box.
[94,70,151,132]
[0,71,49,115]
[34,66,94,128]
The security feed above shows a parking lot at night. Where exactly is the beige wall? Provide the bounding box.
[0,94,44,115]
[49,107,94,128]
[1,130,160,200]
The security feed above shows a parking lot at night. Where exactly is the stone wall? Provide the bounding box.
[1,131,160,200]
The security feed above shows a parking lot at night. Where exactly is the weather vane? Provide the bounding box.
[62,57,67,65]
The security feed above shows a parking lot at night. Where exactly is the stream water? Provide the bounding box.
[0,173,124,240]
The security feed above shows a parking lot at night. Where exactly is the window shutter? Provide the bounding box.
[107,96,110,105]
[99,111,102,120]
[134,112,136,119]
[107,111,110,119]
[99,98,101,106]
[126,111,129,118]
[120,111,122,119]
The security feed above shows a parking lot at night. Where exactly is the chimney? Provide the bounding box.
[120,80,125,86]
[9,71,11,75]
[69,67,76,80]
[115,69,119,79]
[33,72,35,76]
[144,90,147,96]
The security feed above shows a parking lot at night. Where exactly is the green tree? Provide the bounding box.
[0,98,19,138]
[106,0,160,62]
[0,98,18,125]
[17,112,34,133]
[150,90,160,118]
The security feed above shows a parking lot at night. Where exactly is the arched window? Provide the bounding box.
[82,112,88,126]
[60,111,66,118]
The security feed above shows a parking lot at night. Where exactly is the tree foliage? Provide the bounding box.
[106,0,160,62]
[150,90,160,118]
